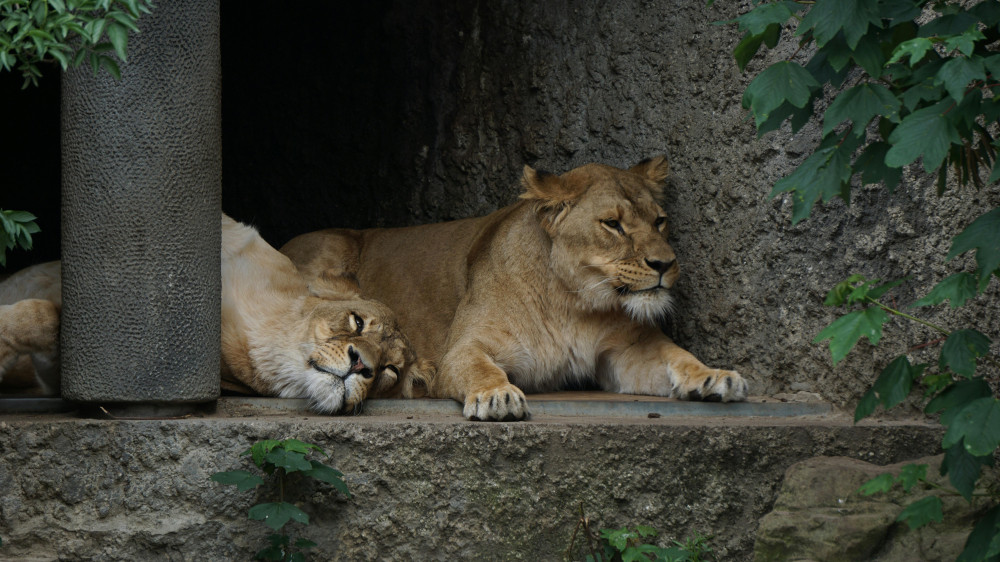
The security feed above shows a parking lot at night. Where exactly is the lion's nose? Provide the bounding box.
[645,258,675,274]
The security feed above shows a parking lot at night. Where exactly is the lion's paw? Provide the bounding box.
[675,369,748,403]
[463,384,530,421]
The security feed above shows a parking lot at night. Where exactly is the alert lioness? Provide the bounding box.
[281,157,749,421]
[0,215,432,413]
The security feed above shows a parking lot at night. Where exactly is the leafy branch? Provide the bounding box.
[0,0,154,88]
[717,0,1000,559]
[0,209,39,267]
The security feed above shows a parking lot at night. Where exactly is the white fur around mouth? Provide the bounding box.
[623,289,675,324]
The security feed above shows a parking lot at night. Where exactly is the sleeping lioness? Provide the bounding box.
[220,214,432,412]
[281,157,749,421]
[0,214,432,413]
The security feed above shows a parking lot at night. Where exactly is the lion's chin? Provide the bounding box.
[275,369,349,414]
[622,289,675,324]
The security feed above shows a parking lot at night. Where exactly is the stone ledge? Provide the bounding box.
[0,398,943,561]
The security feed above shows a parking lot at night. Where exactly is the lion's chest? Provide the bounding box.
[492,314,612,392]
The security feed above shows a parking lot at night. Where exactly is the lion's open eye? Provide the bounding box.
[601,219,625,234]
[654,217,667,230]
[349,313,365,334]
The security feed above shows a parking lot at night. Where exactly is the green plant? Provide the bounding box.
[0,209,39,267]
[565,505,715,562]
[1,0,153,88]
[715,0,1000,559]
[211,438,350,562]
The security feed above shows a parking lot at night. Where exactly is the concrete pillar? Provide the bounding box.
[60,0,221,410]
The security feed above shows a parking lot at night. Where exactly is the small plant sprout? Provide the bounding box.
[211,438,350,562]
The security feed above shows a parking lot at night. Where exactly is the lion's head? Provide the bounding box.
[295,294,433,414]
[520,156,678,323]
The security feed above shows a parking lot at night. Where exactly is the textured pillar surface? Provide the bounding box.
[60,0,221,403]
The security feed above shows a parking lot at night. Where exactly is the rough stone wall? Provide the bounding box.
[0,415,943,561]
[222,1,1000,410]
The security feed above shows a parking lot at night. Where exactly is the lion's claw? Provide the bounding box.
[676,369,748,402]
[463,384,530,421]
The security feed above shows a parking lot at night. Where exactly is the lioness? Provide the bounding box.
[281,157,749,421]
[220,214,432,412]
[0,215,432,414]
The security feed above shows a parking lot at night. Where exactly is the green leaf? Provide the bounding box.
[294,538,318,549]
[871,356,925,410]
[896,496,943,530]
[913,272,979,309]
[107,9,141,33]
[855,388,880,422]
[937,56,986,101]
[265,449,312,474]
[859,473,895,496]
[772,133,861,223]
[942,440,989,502]
[887,37,934,66]
[814,307,889,365]
[248,502,309,532]
[852,32,887,77]
[105,21,127,61]
[601,528,633,552]
[743,61,820,129]
[854,142,902,192]
[797,0,881,49]
[634,524,657,538]
[885,102,961,172]
[940,330,992,378]
[942,398,1000,457]
[278,439,324,456]
[734,26,781,73]
[958,504,1000,562]
[247,439,282,467]
[824,274,867,307]
[304,460,351,497]
[824,84,901,137]
[944,27,986,57]
[728,2,796,36]
[209,470,264,492]
[926,378,994,426]
[897,463,927,492]
[947,208,1000,286]
[98,55,120,80]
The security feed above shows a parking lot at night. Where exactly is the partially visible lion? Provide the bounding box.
[0,261,61,394]
[0,214,433,414]
[281,156,749,421]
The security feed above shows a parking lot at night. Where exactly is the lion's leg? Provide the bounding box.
[434,344,529,421]
[600,332,748,402]
[0,299,61,380]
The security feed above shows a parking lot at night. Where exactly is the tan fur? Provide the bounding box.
[281,157,748,421]
[0,217,433,411]
[220,214,432,413]
[0,261,61,394]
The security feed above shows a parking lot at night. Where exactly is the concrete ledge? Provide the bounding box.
[0,398,941,560]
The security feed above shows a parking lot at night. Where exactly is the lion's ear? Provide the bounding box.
[307,269,362,300]
[519,166,580,207]
[629,156,670,195]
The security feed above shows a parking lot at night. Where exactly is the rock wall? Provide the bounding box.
[221,0,1000,409]
[0,413,943,561]
[755,455,996,561]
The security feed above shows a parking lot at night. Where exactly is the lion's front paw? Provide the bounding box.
[463,383,529,421]
[675,369,748,403]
